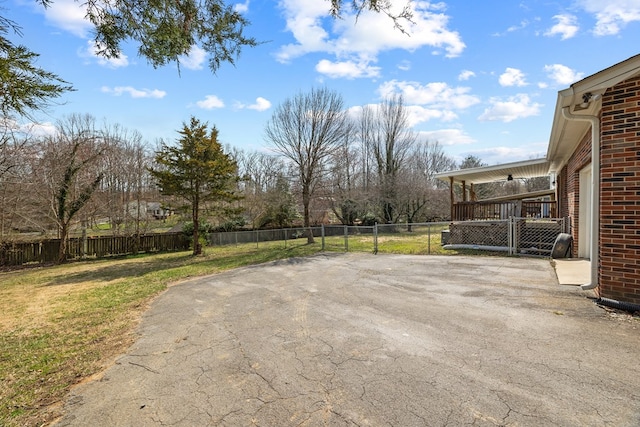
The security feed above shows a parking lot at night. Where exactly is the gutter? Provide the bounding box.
[561,107,599,291]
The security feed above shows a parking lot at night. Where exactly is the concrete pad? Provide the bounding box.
[54,254,640,427]
[554,258,591,286]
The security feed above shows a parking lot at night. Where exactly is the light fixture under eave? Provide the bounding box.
[578,92,602,110]
[507,174,513,181]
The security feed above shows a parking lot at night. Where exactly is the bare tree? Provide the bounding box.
[328,122,366,225]
[398,140,456,226]
[32,114,105,262]
[362,94,416,223]
[265,87,347,242]
[98,124,154,235]
[0,120,34,238]
[236,150,298,229]
[457,155,499,200]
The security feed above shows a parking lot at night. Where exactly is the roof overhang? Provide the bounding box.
[479,188,555,203]
[435,157,551,186]
[547,53,640,171]
[435,54,640,190]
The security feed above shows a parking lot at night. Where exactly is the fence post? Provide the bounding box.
[284,229,287,248]
[321,225,325,250]
[507,216,515,255]
[374,223,378,254]
[81,228,88,259]
[427,223,431,255]
[255,230,259,249]
[344,225,348,252]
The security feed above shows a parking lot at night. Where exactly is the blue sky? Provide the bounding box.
[6,0,640,165]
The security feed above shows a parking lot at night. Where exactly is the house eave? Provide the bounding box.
[546,53,640,170]
[434,157,550,186]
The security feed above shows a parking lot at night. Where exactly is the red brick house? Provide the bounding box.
[437,54,640,306]
[549,53,640,306]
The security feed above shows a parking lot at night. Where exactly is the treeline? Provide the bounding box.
[0,90,548,247]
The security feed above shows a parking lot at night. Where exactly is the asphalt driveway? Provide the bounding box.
[55,253,640,426]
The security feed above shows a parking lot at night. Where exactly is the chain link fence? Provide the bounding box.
[513,217,568,256]
[444,220,510,249]
[208,222,451,255]
[208,227,319,250]
[207,217,570,258]
[443,217,569,257]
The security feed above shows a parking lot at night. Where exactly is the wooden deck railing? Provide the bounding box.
[452,200,556,221]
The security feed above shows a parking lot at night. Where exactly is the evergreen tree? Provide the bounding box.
[150,117,239,255]
[0,17,72,119]
[27,0,409,74]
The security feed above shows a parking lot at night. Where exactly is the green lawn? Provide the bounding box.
[322,223,458,255]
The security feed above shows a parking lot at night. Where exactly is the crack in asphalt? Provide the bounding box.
[54,254,640,426]
[127,361,160,374]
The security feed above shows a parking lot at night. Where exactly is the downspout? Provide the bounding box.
[561,107,599,291]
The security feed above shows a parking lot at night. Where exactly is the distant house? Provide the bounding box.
[125,201,173,220]
[437,53,640,306]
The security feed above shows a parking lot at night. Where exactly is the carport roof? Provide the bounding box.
[434,157,551,186]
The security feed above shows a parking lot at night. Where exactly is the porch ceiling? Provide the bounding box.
[435,158,551,186]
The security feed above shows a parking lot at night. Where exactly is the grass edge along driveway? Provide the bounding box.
[0,242,323,427]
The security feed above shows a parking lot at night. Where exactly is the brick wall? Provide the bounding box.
[600,75,640,305]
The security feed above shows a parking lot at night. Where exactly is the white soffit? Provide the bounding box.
[435,158,550,186]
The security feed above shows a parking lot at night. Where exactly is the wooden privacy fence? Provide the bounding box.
[0,232,190,266]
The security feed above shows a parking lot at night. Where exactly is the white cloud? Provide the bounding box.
[276,0,330,62]
[370,80,480,127]
[478,94,542,122]
[236,97,272,111]
[397,60,411,71]
[84,41,129,68]
[315,58,381,79]
[350,103,456,127]
[544,14,579,40]
[41,0,91,37]
[7,120,57,137]
[179,45,207,70]
[2,118,58,137]
[234,0,250,13]
[38,1,131,67]
[276,0,465,67]
[493,19,530,37]
[405,105,458,126]
[458,70,475,81]
[249,97,271,111]
[544,64,584,85]
[196,95,225,109]
[507,20,530,33]
[378,80,480,110]
[417,129,476,145]
[499,68,527,87]
[25,122,57,136]
[101,86,166,99]
[577,0,640,35]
